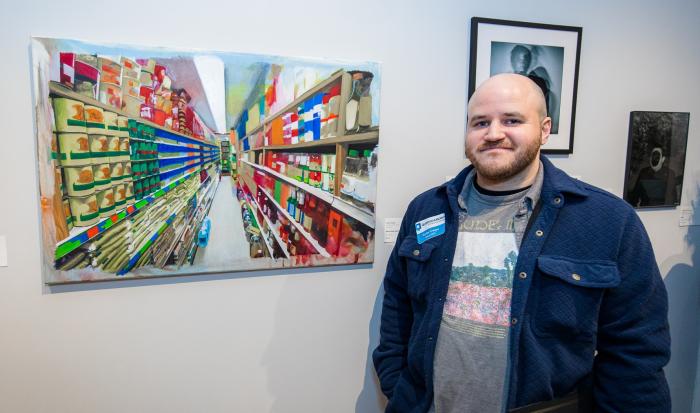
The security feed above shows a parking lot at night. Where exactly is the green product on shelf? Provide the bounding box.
[128,119,137,138]
[274,180,282,204]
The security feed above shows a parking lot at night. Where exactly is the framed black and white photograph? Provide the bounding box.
[623,111,690,209]
[468,17,582,154]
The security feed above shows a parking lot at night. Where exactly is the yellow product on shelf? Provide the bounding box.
[99,83,122,110]
[119,137,131,162]
[89,134,109,164]
[117,116,129,138]
[139,71,153,86]
[107,136,121,163]
[120,57,141,79]
[122,77,140,100]
[51,132,59,163]
[97,57,122,86]
[123,162,133,181]
[103,111,119,135]
[63,199,74,231]
[125,182,135,205]
[110,162,124,183]
[57,132,91,166]
[139,59,156,75]
[83,105,105,134]
[123,95,143,118]
[69,194,99,226]
[53,98,86,133]
[92,163,112,191]
[63,165,95,197]
[96,188,116,218]
[113,184,126,208]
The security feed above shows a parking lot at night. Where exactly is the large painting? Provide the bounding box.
[31,38,381,284]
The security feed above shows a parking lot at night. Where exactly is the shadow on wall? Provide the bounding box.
[355,286,386,412]
[664,186,700,413]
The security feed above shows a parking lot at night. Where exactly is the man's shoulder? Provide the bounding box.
[405,184,450,216]
[565,178,637,220]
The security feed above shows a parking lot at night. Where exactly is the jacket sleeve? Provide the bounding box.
[372,210,414,399]
[592,209,671,412]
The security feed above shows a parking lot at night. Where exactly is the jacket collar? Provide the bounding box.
[440,155,589,203]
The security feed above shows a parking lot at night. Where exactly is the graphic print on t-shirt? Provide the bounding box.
[444,231,518,338]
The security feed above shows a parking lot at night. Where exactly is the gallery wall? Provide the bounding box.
[0,0,698,412]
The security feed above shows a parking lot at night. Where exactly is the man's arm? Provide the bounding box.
[372,215,414,399]
[593,209,671,411]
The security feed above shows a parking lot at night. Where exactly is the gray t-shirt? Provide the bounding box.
[430,165,543,413]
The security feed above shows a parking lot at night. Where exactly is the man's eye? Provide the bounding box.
[472,121,489,128]
[504,119,522,125]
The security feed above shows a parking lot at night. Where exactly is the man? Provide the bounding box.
[373,74,670,412]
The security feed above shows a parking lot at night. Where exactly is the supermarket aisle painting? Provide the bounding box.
[31,38,381,284]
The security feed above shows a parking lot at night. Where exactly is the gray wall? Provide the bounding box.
[0,0,698,411]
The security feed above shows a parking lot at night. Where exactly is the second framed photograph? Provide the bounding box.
[468,17,583,154]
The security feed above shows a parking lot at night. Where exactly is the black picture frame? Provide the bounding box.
[623,111,690,209]
[468,17,583,154]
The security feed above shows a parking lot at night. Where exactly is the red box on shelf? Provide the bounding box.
[59,52,75,89]
[153,109,166,126]
[326,210,343,256]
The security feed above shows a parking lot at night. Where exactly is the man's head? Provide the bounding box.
[510,45,532,74]
[466,73,551,188]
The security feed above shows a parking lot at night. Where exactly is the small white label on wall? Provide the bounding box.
[679,207,698,227]
[0,235,7,267]
[384,218,402,243]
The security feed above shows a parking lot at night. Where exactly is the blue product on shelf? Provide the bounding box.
[198,217,212,247]
[313,93,323,140]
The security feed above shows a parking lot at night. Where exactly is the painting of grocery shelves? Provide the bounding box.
[32,37,381,284]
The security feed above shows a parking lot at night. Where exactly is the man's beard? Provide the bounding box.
[465,137,541,182]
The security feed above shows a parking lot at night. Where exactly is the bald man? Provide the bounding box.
[373,74,670,412]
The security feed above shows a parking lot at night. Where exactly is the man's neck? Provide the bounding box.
[475,160,540,192]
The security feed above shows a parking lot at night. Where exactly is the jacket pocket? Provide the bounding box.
[398,236,437,302]
[533,255,620,340]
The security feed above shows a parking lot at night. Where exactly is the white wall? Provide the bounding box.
[1,0,698,412]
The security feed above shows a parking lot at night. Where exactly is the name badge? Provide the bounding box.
[415,213,445,244]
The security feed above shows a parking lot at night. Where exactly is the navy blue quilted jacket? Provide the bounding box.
[373,156,671,412]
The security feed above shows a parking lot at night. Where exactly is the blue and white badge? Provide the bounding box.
[415,213,446,244]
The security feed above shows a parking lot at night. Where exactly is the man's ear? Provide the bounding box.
[540,117,552,146]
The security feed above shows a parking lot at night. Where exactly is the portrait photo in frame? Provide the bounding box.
[468,17,582,154]
[623,111,690,209]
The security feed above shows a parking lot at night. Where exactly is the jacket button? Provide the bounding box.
[511,318,518,325]
[535,230,544,237]
[428,336,433,341]
[554,197,561,204]
[412,249,420,256]
[572,273,582,281]
[519,272,527,279]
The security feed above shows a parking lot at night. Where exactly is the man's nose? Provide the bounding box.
[485,121,505,140]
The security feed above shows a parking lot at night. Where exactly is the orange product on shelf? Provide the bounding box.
[153,109,166,126]
[98,57,122,86]
[270,117,284,146]
[326,210,343,256]
[99,82,122,109]
[279,183,290,211]
[122,77,140,99]
[120,57,140,79]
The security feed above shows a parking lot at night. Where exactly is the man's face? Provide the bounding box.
[466,78,550,183]
[510,47,531,74]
